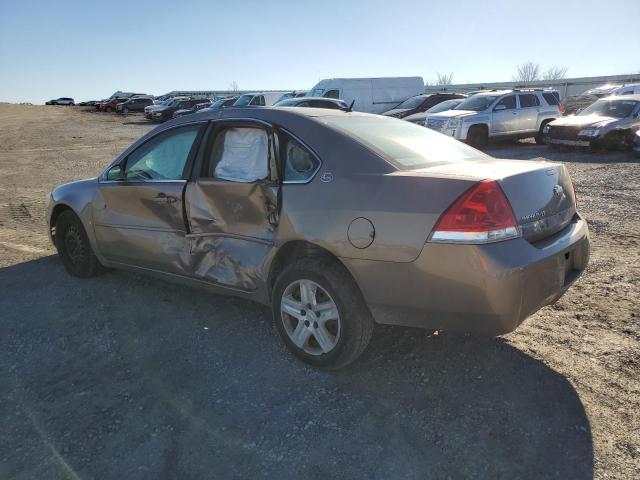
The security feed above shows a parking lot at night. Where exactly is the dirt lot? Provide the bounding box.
[0,105,638,479]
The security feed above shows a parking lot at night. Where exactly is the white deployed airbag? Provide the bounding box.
[214,128,269,182]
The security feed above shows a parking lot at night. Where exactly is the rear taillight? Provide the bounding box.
[430,179,520,244]
[558,102,565,114]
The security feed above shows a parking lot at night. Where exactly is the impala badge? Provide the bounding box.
[320,172,333,183]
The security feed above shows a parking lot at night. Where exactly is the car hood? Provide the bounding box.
[382,108,410,116]
[404,112,429,122]
[550,114,619,128]
[429,109,476,119]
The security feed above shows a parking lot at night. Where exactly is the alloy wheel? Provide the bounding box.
[281,279,341,356]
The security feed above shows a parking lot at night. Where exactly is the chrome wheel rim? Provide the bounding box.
[281,279,341,356]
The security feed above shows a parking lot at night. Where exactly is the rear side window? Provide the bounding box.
[250,95,265,106]
[209,127,269,182]
[542,93,559,105]
[518,94,540,108]
[281,132,320,182]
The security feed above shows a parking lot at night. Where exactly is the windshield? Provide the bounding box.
[580,99,638,118]
[306,88,324,97]
[427,99,462,114]
[275,99,298,107]
[395,95,427,110]
[234,94,254,106]
[160,99,173,106]
[323,115,489,170]
[455,95,499,111]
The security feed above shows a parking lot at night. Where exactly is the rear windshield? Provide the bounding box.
[322,115,489,169]
[542,92,559,105]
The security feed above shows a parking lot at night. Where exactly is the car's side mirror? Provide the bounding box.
[494,104,506,111]
[106,164,124,181]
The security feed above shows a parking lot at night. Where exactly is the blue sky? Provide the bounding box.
[1,0,638,103]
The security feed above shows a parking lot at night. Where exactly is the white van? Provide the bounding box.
[233,92,288,107]
[305,77,424,114]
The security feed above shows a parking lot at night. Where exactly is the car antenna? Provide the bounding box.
[346,99,355,112]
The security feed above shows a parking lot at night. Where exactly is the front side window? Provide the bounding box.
[324,89,340,99]
[209,127,269,182]
[518,94,539,108]
[495,95,516,110]
[281,133,320,182]
[123,125,200,180]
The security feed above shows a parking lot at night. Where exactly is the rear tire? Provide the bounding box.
[272,257,373,369]
[55,210,104,278]
[467,125,488,149]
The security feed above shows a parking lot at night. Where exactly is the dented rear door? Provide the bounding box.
[184,120,280,291]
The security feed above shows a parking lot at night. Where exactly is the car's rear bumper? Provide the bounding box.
[341,215,590,335]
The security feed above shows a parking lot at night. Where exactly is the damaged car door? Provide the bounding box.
[185,121,280,291]
[93,123,205,273]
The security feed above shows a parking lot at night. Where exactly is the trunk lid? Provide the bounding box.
[405,159,577,242]
[497,162,576,242]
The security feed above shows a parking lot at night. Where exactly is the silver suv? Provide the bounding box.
[425,89,562,147]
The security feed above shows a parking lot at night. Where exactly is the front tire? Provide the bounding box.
[467,125,488,149]
[536,120,551,145]
[273,257,373,369]
[55,210,103,278]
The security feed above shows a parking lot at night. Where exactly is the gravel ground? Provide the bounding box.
[0,105,638,479]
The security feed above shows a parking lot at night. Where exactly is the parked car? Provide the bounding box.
[403,98,466,125]
[207,96,239,110]
[274,97,349,110]
[149,98,205,122]
[47,107,589,369]
[144,97,189,119]
[612,83,640,96]
[172,100,213,119]
[98,98,127,112]
[306,77,424,114]
[425,89,562,147]
[382,93,466,119]
[277,91,308,103]
[544,95,640,150]
[45,97,75,106]
[77,100,99,106]
[233,93,283,107]
[116,97,154,113]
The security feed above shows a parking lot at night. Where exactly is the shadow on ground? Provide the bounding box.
[0,257,593,480]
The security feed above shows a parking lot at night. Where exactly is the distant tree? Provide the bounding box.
[513,62,541,83]
[229,80,239,92]
[435,72,454,85]
[543,66,568,80]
